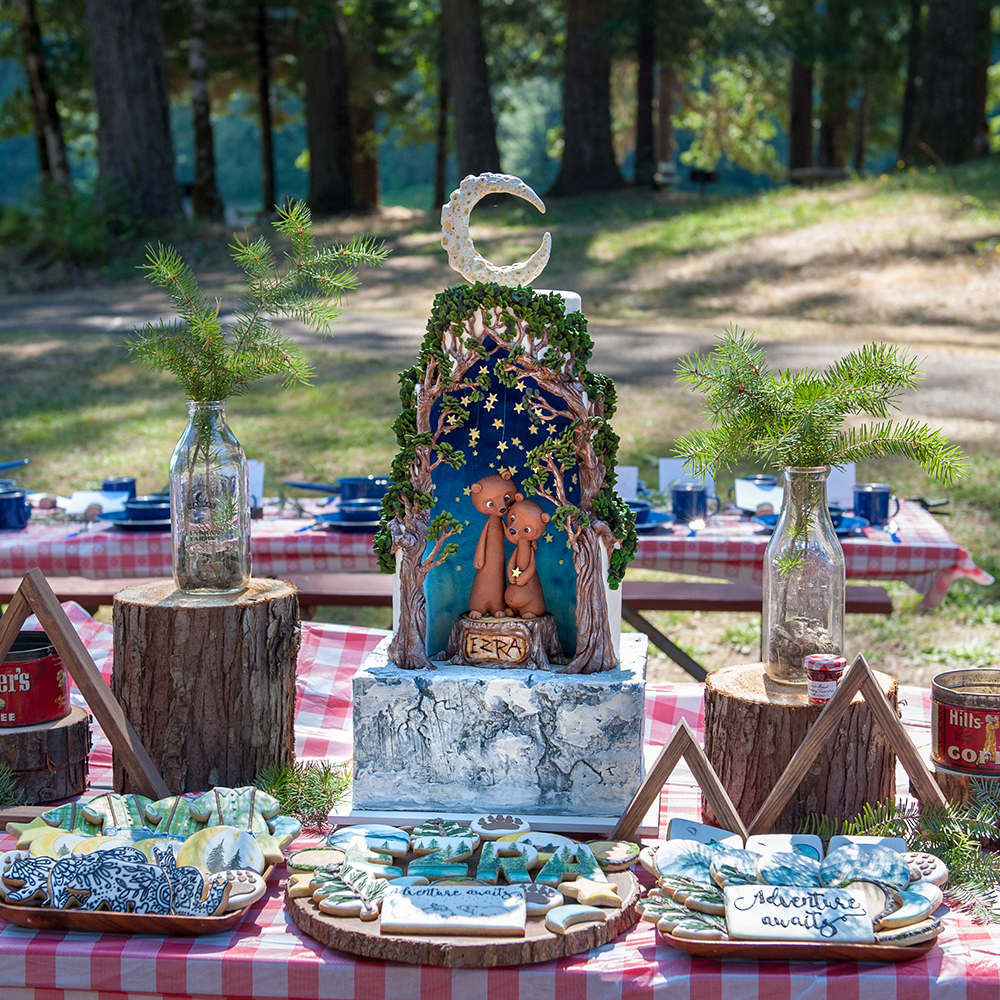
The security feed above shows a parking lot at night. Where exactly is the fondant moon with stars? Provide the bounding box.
[440,172,551,287]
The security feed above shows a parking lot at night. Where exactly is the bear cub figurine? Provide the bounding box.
[468,471,516,618]
[504,497,550,619]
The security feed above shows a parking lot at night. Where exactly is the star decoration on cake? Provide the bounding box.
[511,567,522,579]
[497,440,508,453]
[544,533,553,543]
[463,486,472,496]
[529,424,540,434]
[492,418,504,430]
[513,400,525,414]
[483,393,498,412]
[511,437,522,448]
[468,428,480,445]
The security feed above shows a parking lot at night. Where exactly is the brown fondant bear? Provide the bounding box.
[504,497,550,619]
[468,471,517,618]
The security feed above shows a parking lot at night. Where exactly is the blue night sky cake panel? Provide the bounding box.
[424,346,580,657]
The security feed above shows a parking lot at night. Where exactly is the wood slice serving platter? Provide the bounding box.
[285,869,640,967]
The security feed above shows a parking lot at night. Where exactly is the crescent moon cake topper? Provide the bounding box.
[440,172,552,286]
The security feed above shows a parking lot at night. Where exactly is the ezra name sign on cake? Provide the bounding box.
[352,173,644,818]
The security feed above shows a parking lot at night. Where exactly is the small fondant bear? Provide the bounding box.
[504,497,550,619]
[468,471,517,619]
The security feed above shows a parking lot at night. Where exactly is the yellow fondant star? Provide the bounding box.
[511,567,522,579]
[513,400,526,414]
[558,877,623,908]
[468,428,480,445]
[492,418,504,430]
[472,449,478,456]
[461,396,471,405]
[484,393,498,412]
[511,437,522,448]
[464,519,470,526]
[544,533,553,543]
[529,423,540,435]
[497,440,508,453]
[463,486,472,496]
[455,496,461,503]
[558,559,564,565]
[571,473,578,485]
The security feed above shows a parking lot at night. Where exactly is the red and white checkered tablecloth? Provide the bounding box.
[0,606,997,1000]
[0,501,991,611]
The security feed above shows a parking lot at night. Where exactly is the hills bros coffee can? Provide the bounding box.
[0,631,71,727]
[932,669,1000,776]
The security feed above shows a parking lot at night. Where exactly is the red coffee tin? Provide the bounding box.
[0,630,71,727]
[932,668,1000,776]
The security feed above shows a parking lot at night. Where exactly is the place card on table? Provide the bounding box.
[666,817,743,849]
[724,884,874,943]
[379,884,526,937]
[614,465,639,501]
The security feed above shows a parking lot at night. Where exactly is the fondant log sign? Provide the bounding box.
[379,884,527,937]
[724,885,874,942]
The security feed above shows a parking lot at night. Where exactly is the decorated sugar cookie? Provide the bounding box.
[132,838,183,864]
[557,876,622,908]
[27,829,86,859]
[176,825,266,874]
[709,848,762,887]
[144,795,212,838]
[653,840,716,886]
[287,871,318,898]
[476,840,537,884]
[388,875,430,887]
[312,863,388,920]
[666,818,742,850]
[875,881,943,930]
[669,916,729,940]
[81,793,154,835]
[287,847,347,872]
[471,814,530,840]
[10,802,101,838]
[828,834,907,856]
[904,851,949,886]
[523,882,562,916]
[819,844,910,891]
[501,831,576,863]
[411,818,477,840]
[47,851,173,914]
[410,835,478,861]
[535,842,606,886]
[151,844,231,917]
[638,844,661,876]
[842,879,898,922]
[544,903,606,935]
[744,834,823,861]
[656,874,725,915]
[341,837,404,879]
[875,916,942,945]
[326,824,410,857]
[0,854,55,905]
[211,869,267,913]
[756,851,821,887]
[636,894,691,925]
[189,786,280,835]
[586,840,640,872]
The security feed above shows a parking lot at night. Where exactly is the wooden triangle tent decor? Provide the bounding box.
[749,652,948,834]
[613,718,749,841]
[0,568,169,810]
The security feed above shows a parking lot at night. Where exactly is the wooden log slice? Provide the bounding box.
[285,871,640,968]
[0,706,90,804]
[703,663,897,833]
[112,578,300,794]
[445,613,566,669]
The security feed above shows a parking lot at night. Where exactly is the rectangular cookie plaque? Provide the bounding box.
[379,885,527,937]
[724,885,874,943]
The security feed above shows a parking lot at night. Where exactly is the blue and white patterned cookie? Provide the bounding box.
[47,850,173,914]
[654,840,717,886]
[326,824,411,857]
[756,851,822,887]
[819,844,910,890]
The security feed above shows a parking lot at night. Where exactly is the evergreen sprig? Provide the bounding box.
[254,760,351,829]
[674,327,967,484]
[800,779,1000,923]
[128,201,388,400]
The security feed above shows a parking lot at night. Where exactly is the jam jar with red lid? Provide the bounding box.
[805,653,847,705]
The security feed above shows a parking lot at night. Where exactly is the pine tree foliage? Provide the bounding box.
[128,201,388,400]
[800,780,1000,923]
[0,763,23,808]
[674,328,967,484]
[254,760,350,829]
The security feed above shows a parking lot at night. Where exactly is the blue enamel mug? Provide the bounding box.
[0,490,31,530]
[853,483,899,528]
[671,483,720,523]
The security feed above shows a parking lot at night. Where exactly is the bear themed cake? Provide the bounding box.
[353,174,647,818]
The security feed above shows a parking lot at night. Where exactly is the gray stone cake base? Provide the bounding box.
[351,633,647,816]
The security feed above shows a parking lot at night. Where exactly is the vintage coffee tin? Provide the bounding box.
[0,630,71,727]
[932,668,1000,776]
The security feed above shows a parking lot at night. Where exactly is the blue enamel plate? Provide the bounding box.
[753,513,869,537]
[98,511,172,532]
[635,511,675,534]
[314,511,380,534]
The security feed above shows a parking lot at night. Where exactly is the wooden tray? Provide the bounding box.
[286,870,641,967]
[0,865,275,936]
[658,927,938,963]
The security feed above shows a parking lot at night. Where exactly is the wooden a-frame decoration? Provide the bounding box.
[613,719,749,842]
[0,569,169,812]
[749,652,948,834]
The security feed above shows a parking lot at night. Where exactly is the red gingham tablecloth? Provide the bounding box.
[0,501,991,610]
[0,605,998,1000]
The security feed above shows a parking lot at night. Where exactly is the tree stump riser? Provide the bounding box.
[0,706,90,804]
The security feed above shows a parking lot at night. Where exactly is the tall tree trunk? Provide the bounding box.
[634,0,655,186]
[899,0,923,160]
[789,59,813,172]
[188,0,223,220]
[84,0,180,219]
[301,11,355,215]
[255,2,276,213]
[432,32,449,209]
[16,0,69,187]
[970,0,992,154]
[567,528,618,673]
[442,0,500,177]
[350,85,379,210]
[655,65,677,167]
[914,0,977,162]
[549,0,624,196]
[817,0,851,170]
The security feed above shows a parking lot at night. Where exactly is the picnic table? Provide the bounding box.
[0,605,997,1000]
[0,501,990,610]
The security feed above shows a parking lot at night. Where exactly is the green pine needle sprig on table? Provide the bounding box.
[0,763,23,808]
[254,760,351,830]
[673,326,967,485]
[800,779,1000,923]
[127,200,389,401]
